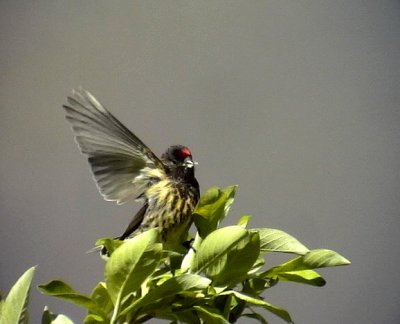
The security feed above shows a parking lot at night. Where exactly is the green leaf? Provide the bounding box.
[261,301,293,323]
[264,248,350,279]
[243,277,269,295]
[248,257,266,275]
[237,215,252,228]
[193,186,237,238]
[193,306,230,324]
[42,306,74,324]
[253,228,309,255]
[163,309,201,324]
[276,270,326,287]
[83,314,105,324]
[38,280,105,317]
[302,249,351,268]
[120,274,211,318]
[0,266,35,324]
[242,312,269,324]
[219,290,267,306]
[89,282,112,315]
[192,226,260,285]
[218,291,292,323]
[131,274,210,313]
[95,238,124,256]
[105,229,162,305]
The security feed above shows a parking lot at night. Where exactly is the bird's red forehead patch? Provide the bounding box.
[179,147,192,157]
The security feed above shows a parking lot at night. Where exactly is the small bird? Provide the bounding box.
[63,88,200,252]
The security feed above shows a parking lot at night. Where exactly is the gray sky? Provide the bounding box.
[1,1,399,323]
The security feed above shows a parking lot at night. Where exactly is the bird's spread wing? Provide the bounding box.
[63,88,166,204]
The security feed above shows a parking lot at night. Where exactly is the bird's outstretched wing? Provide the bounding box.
[63,88,166,204]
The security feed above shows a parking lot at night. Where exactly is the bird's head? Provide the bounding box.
[162,145,197,180]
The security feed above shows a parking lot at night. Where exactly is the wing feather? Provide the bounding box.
[63,88,166,204]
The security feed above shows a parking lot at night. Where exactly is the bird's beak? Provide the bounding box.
[184,157,197,168]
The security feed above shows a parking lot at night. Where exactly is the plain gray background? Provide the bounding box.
[1,1,399,323]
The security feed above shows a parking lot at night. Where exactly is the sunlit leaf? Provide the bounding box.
[253,228,309,255]
[120,274,211,318]
[237,215,252,228]
[264,248,351,279]
[105,228,162,306]
[192,226,260,285]
[38,280,105,317]
[0,266,35,324]
[275,270,326,287]
[219,290,266,306]
[193,186,237,238]
[303,249,351,268]
[89,282,112,315]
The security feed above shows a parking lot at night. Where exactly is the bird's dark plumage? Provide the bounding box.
[63,88,200,251]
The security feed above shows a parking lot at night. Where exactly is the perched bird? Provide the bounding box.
[63,88,200,252]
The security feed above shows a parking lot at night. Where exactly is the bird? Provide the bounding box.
[62,88,200,252]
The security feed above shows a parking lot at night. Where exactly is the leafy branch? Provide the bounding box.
[1,186,350,323]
